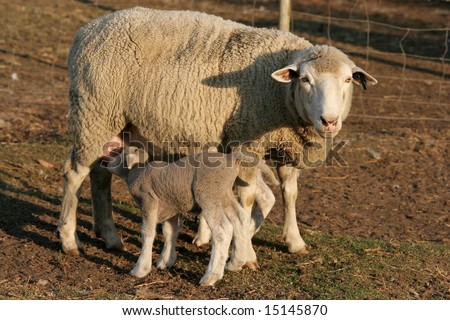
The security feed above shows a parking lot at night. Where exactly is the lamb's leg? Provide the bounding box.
[90,162,124,250]
[192,214,211,246]
[130,201,158,278]
[235,166,259,267]
[156,215,179,270]
[277,165,308,254]
[193,171,275,249]
[250,170,276,235]
[225,198,252,272]
[58,151,91,255]
[199,211,233,286]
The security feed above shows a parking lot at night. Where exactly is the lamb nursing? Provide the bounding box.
[105,147,255,286]
[58,7,377,266]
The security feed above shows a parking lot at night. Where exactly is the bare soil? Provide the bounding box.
[0,0,449,299]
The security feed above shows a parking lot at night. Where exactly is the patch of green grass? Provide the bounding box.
[253,225,449,299]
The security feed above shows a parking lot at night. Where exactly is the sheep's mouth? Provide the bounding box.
[316,128,340,138]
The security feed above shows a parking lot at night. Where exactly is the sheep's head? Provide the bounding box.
[272,45,377,138]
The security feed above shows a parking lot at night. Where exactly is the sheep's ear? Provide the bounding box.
[271,65,299,83]
[352,66,378,90]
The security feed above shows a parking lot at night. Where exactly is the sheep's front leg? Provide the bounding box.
[58,151,91,255]
[90,162,124,250]
[156,215,179,270]
[130,203,158,278]
[277,165,308,254]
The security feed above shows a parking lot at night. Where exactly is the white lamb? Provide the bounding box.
[105,147,255,286]
[58,8,377,264]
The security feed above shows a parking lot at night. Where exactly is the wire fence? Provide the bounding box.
[205,0,450,122]
[1,0,449,125]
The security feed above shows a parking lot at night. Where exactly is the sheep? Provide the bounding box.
[58,7,377,262]
[104,146,255,286]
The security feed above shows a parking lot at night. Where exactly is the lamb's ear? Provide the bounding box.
[139,149,149,164]
[271,65,299,83]
[352,66,378,90]
[125,147,140,169]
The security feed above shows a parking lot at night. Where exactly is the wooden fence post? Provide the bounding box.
[279,0,291,32]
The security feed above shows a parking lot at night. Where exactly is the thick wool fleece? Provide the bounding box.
[67,7,332,167]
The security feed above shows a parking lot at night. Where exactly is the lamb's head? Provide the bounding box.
[272,45,377,138]
[103,146,149,179]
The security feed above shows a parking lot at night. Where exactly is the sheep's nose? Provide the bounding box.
[320,116,338,127]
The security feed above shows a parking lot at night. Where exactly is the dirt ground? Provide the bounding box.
[0,0,449,299]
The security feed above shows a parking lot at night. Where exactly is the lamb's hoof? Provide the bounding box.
[156,260,175,270]
[245,261,260,270]
[130,267,151,278]
[192,236,209,247]
[199,274,221,286]
[225,261,244,272]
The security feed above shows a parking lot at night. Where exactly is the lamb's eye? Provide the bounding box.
[300,76,310,83]
[345,77,352,83]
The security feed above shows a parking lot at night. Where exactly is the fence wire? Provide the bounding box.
[1,0,449,123]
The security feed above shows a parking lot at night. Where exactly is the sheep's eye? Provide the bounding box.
[345,77,352,83]
[300,76,310,83]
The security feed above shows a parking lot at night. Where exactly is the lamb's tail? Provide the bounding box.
[231,152,280,186]
[258,162,280,186]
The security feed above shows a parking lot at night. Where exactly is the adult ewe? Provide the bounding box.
[59,7,377,260]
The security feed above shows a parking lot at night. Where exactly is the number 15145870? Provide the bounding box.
[264,304,328,316]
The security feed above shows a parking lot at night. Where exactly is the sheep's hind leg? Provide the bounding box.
[277,165,309,254]
[156,215,179,270]
[58,151,91,255]
[90,162,124,250]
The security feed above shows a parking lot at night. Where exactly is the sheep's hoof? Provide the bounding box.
[245,261,260,270]
[105,239,125,251]
[63,247,81,256]
[288,245,310,255]
[94,226,124,251]
[61,239,85,256]
[287,242,310,254]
